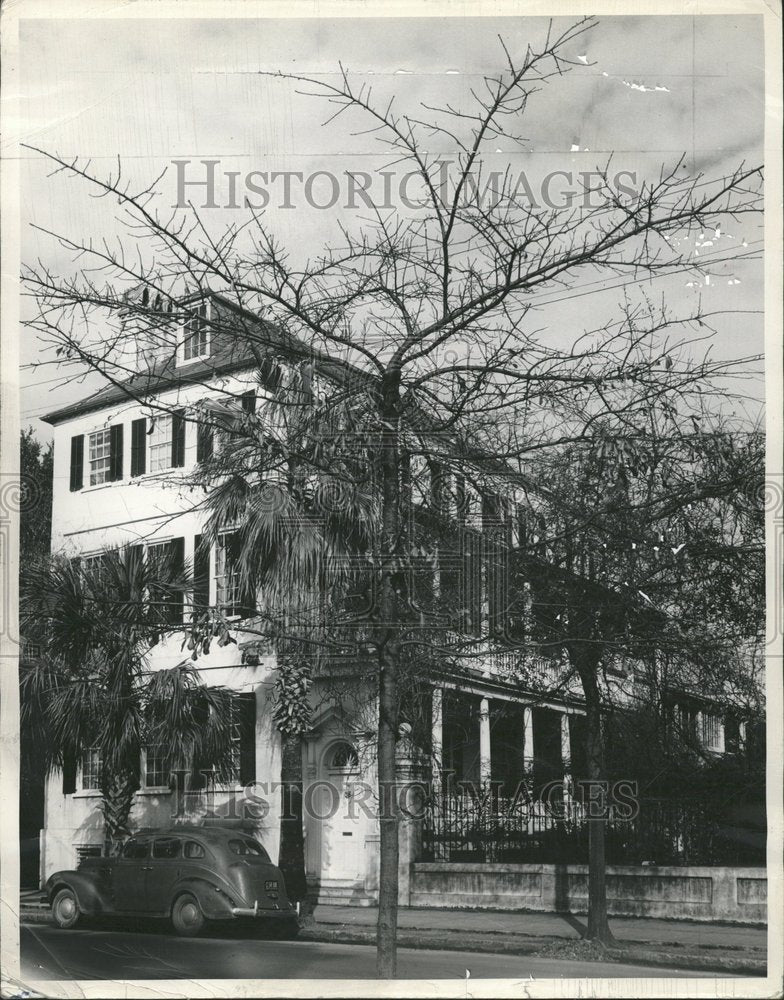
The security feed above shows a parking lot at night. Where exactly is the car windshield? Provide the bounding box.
[228,838,268,859]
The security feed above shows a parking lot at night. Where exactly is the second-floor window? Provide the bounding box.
[130,412,186,476]
[88,429,112,485]
[70,425,123,490]
[149,416,174,472]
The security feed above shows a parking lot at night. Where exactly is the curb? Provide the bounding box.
[19,909,53,925]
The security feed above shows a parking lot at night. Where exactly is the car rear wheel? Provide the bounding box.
[171,893,205,937]
[52,888,81,930]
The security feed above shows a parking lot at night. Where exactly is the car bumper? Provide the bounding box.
[231,902,296,918]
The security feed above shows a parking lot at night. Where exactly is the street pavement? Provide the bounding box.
[19,923,723,982]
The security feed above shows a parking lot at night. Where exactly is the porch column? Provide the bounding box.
[431,687,443,784]
[523,706,534,775]
[561,712,573,811]
[479,697,491,787]
[560,712,571,771]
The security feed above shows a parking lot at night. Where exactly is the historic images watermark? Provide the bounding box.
[171,159,640,212]
[166,773,640,823]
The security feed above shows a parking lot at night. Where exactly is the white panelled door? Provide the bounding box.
[319,741,368,881]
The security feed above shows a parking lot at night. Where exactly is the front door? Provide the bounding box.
[320,742,367,881]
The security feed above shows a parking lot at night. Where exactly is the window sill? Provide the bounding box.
[186,784,247,795]
[137,787,172,796]
[130,468,188,483]
[72,790,102,799]
[79,481,116,494]
[176,354,211,369]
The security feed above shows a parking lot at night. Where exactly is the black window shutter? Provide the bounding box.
[130,418,147,476]
[241,391,256,414]
[62,751,77,795]
[69,435,84,491]
[196,421,213,462]
[128,543,144,600]
[193,535,210,615]
[238,692,257,786]
[109,424,124,481]
[171,410,186,468]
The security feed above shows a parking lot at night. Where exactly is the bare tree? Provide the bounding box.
[22,16,762,974]
[496,399,764,940]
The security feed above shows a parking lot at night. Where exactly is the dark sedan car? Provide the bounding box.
[45,826,299,937]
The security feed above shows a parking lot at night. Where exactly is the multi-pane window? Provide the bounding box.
[183,302,208,361]
[81,747,103,791]
[149,415,173,472]
[88,429,112,485]
[216,532,243,616]
[677,703,698,741]
[82,552,110,587]
[144,745,170,788]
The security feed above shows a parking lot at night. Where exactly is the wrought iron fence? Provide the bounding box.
[421,791,765,866]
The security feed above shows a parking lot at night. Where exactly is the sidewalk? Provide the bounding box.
[19,893,767,975]
[299,904,767,975]
[309,903,767,951]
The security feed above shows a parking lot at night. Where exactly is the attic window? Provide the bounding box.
[181,302,209,363]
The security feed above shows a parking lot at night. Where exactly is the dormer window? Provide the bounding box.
[181,301,209,363]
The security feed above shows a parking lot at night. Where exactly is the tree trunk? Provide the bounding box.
[376,369,402,979]
[572,643,616,946]
[101,768,137,851]
[278,730,308,906]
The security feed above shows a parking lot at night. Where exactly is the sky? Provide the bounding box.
[14,13,765,438]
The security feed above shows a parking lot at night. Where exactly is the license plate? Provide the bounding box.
[265,880,278,891]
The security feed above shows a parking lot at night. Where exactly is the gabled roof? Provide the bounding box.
[40,292,370,425]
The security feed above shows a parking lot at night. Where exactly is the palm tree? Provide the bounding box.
[21,547,238,848]
[195,362,379,903]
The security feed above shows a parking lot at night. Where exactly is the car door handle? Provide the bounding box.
[141,866,153,871]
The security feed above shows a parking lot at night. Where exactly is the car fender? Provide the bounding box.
[169,877,236,921]
[46,872,111,917]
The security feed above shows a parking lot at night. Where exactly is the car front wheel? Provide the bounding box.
[51,888,81,930]
[171,893,205,937]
